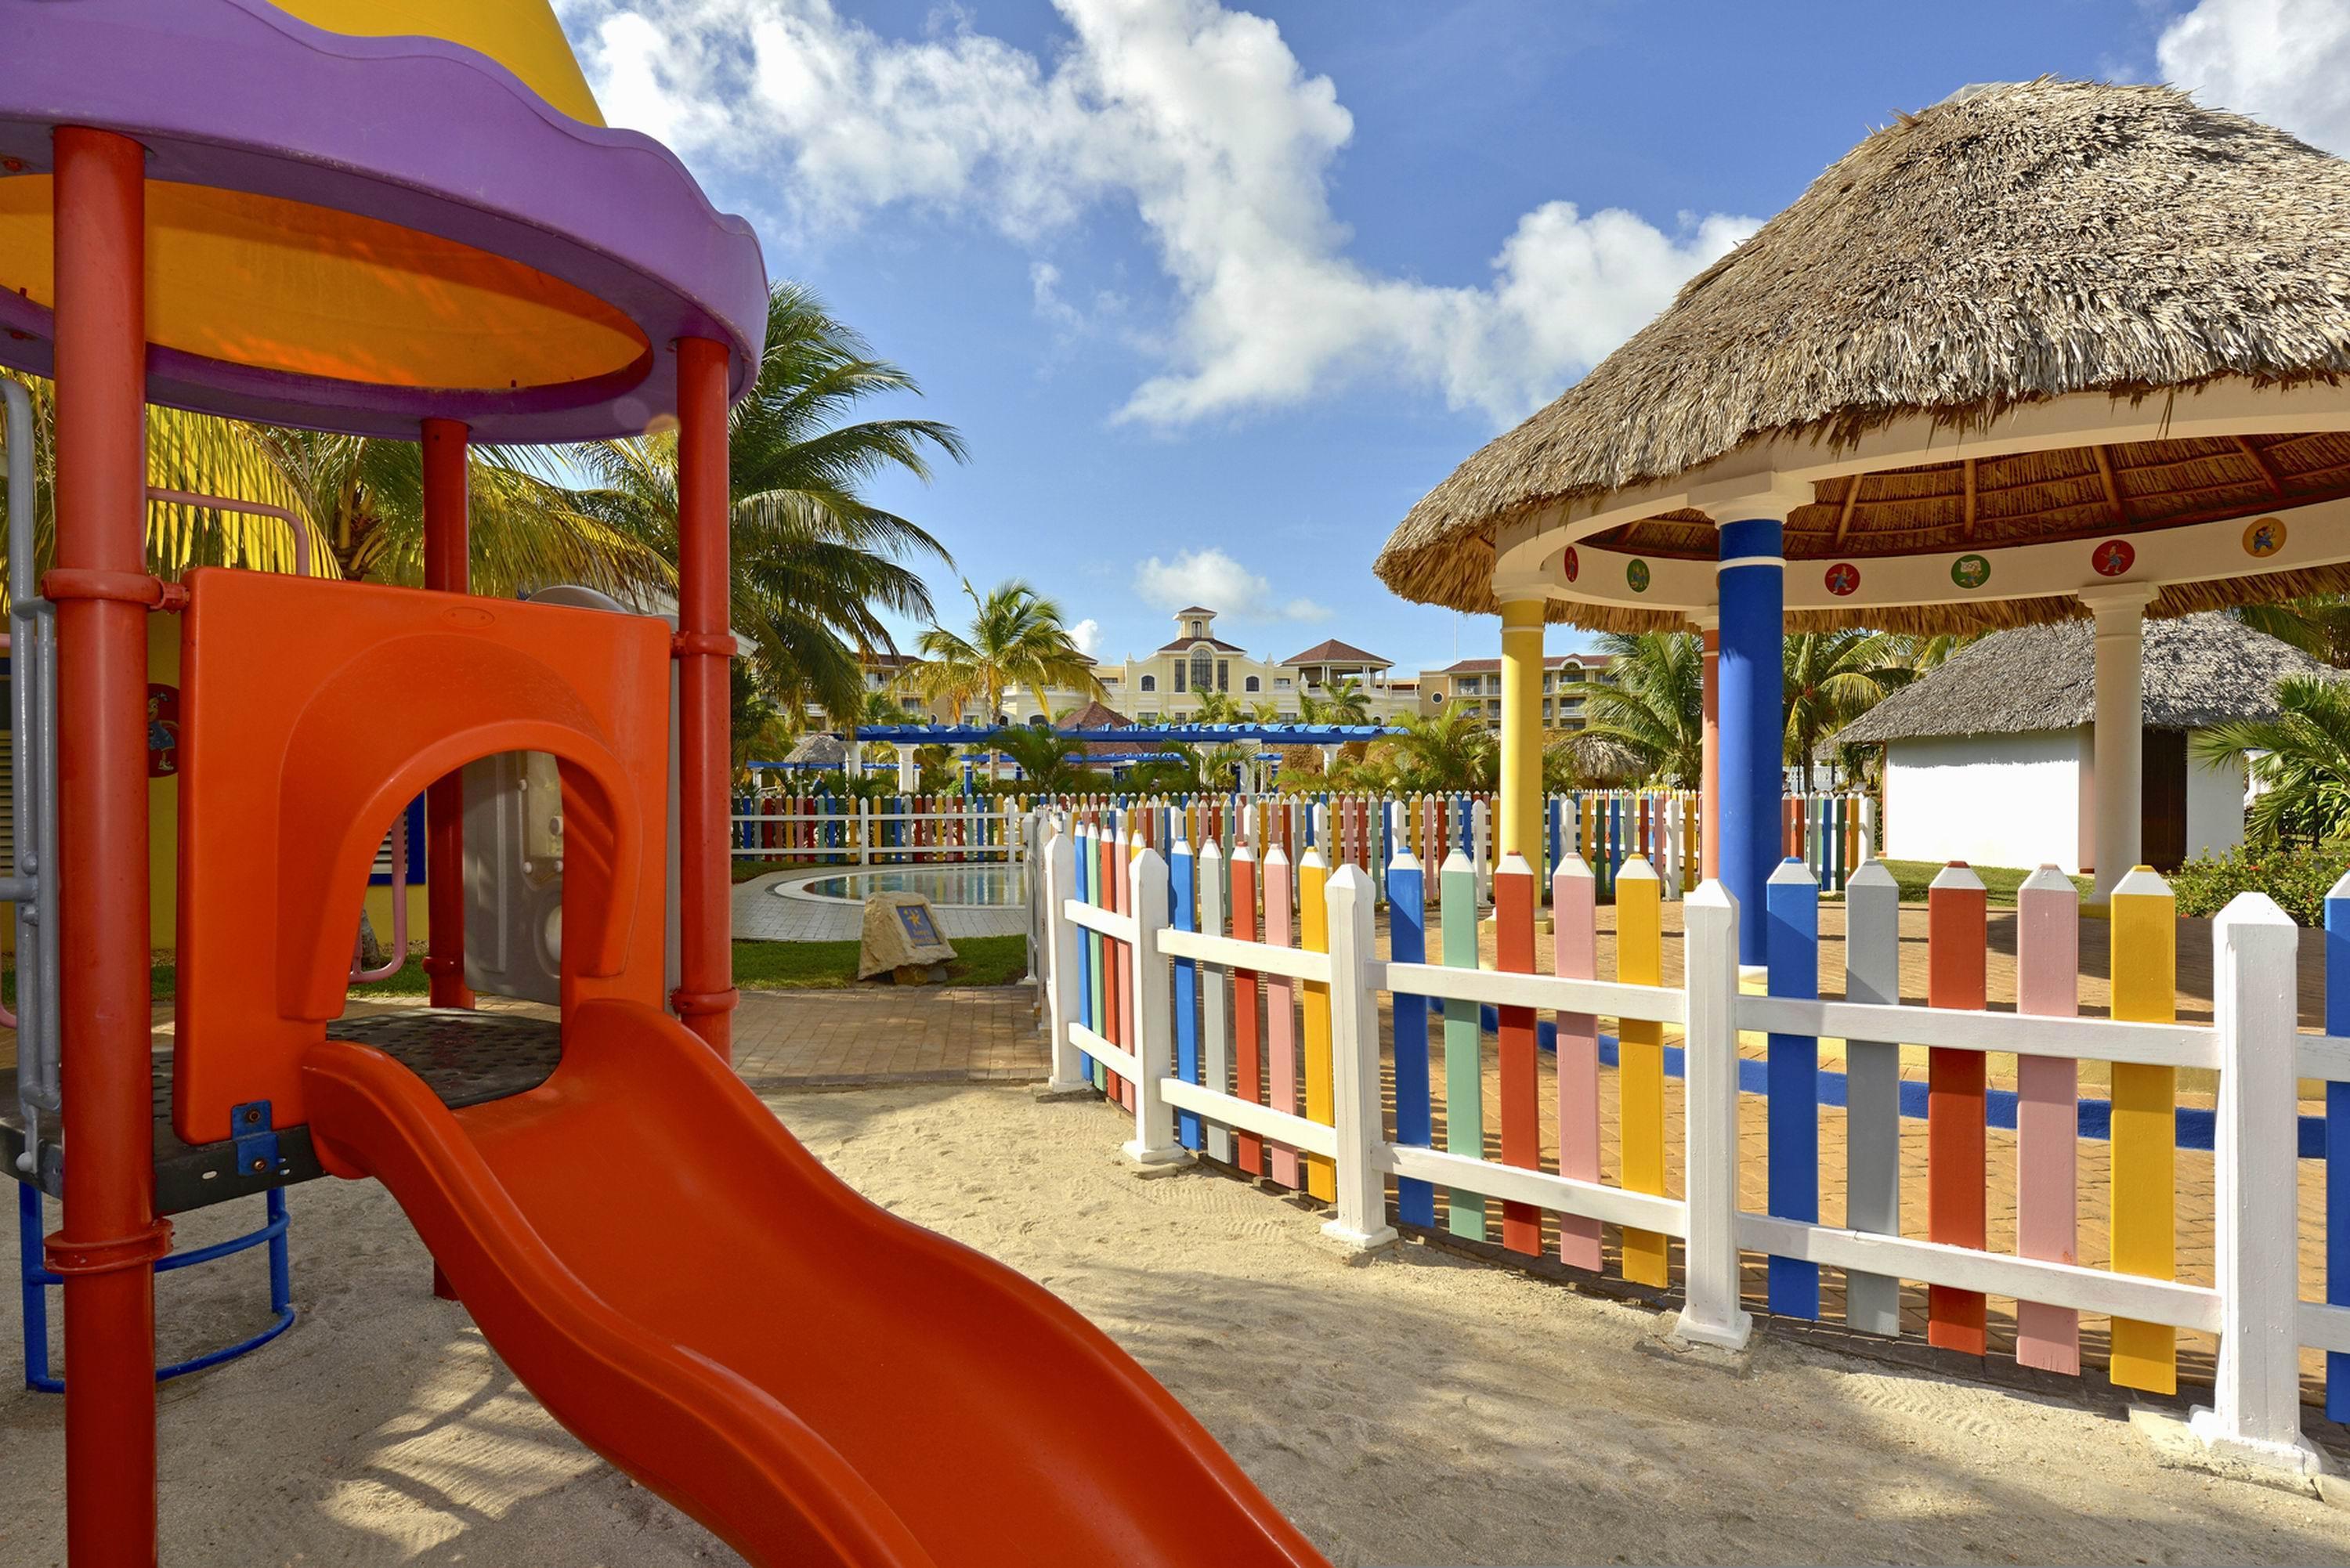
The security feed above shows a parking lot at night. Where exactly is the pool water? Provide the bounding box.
[789,865,1030,909]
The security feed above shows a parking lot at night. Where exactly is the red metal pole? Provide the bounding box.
[674,338,736,1058]
[421,417,475,1009]
[49,125,168,1568]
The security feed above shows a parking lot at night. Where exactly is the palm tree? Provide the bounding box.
[913,580,1103,778]
[2195,675,2350,844]
[1383,705,1499,793]
[1317,675,1373,725]
[557,281,965,721]
[1564,631,1705,787]
[1782,630,1918,791]
[2235,596,2350,669]
[2,375,650,597]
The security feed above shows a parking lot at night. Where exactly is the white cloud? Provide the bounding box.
[1133,547,1329,622]
[1065,616,1102,656]
[559,0,1756,427]
[2157,0,2350,154]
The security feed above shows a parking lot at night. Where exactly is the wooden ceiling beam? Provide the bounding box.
[2232,434,2287,497]
[1961,458,1978,539]
[1834,474,1864,545]
[2092,444,2129,527]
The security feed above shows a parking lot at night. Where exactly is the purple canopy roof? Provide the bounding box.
[0,0,770,442]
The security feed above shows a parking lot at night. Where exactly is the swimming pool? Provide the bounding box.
[783,865,1030,909]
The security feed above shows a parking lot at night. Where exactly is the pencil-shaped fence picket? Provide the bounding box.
[1037,811,2342,1482]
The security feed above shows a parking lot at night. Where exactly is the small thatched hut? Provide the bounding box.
[1832,614,2331,873]
[1373,78,2350,929]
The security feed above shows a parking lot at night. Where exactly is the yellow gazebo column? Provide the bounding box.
[1499,597,1546,863]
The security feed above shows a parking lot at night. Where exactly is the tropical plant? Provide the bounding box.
[558,281,965,721]
[985,724,1091,793]
[1190,690,1242,724]
[1782,630,1919,791]
[913,580,1103,778]
[1382,705,1499,793]
[2194,674,2350,844]
[1563,631,1705,787]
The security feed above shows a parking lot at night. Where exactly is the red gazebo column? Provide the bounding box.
[1697,616,1720,880]
[48,125,168,1568]
[421,417,475,1009]
[674,338,737,1057]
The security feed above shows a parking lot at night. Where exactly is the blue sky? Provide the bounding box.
[555,0,2350,677]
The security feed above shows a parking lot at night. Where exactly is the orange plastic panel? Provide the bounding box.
[302,998,1329,1568]
[0,178,649,390]
[175,569,669,1143]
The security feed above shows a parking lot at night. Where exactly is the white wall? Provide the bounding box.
[2185,732,2248,861]
[1882,730,2091,873]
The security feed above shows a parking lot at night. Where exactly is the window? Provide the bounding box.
[1275,677,1292,689]
[1140,674,1156,692]
[1190,649,1213,693]
[1189,619,1204,638]
[1431,691,1445,705]
[1140,711,1159,724]
[1174,661,1187,692]
[1245,675,1260,693]
[1216,659,1229,692]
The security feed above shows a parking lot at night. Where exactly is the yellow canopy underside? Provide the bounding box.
[0,178,647,391]
[269,0,606,126]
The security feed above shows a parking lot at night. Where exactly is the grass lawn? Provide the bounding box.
[1843,858,2093,906]
[40,932,1034,1010]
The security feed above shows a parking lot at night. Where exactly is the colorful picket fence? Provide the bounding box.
[728,792,1029,864]
[1040,815,2348,1480]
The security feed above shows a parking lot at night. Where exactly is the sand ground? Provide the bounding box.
[3,1080,2346,1566]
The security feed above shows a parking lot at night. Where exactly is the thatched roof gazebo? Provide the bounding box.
[1833,612,2333,747]
[1375,78,2350,939]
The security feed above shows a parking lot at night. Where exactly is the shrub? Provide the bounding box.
[2167,839,2350,927]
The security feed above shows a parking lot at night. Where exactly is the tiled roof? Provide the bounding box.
[1282,638,1389,667]
[1156,637,1248,653]
[1173,605,1217,616]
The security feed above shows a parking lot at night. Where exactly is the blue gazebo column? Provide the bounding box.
[1716,516,1786,969]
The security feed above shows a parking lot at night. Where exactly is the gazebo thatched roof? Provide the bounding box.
[785,733,849,766]
[1376,79,2350,630]
[1831,612,2334,745]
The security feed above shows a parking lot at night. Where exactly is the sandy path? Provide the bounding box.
[0,1082,2343,1566]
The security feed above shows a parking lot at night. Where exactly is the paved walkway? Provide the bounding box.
[731,866,1031,941]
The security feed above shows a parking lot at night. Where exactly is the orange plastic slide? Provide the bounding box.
[299,995,1329,1568]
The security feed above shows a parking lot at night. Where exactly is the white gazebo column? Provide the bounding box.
[1498,595,1547,863]
[897,746,920,791]
[2087,587,2155,905]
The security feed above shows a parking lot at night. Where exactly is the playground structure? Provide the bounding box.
[1035,811,2350,1478]
[0,4,1325,1564]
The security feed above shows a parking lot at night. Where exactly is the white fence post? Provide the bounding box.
[1321,863,1397,1253]
[1124,847,1187,1166]
[1470,797,1491,904]
[1040,819,1091,1094]
[1672,878,1752,1351]
[2190,891,2323,1475]
[1197,840,1235,1165]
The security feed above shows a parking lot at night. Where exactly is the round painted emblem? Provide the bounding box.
[1563,545,1580,583]
[1950,553,1990,591]
[1625,558,1650,594]
[2092,538,2136,577]
[2243,517,2287,559]
[1824,562,1860,598]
